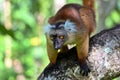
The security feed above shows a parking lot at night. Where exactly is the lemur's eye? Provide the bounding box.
[59,35,64,39]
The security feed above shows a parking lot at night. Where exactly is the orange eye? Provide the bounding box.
[59,35,64,39]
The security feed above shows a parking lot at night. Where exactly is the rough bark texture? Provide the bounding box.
[37,24,120,80]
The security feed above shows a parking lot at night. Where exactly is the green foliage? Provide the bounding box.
[0,0,51,79]
[66,0,82,4]
[105,0,120,28]
[105,10,120,28]
[0,24,15,38]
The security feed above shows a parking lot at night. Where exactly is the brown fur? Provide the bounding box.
[47,3,95,65]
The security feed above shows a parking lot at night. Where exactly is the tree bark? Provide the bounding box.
[37,24,120,80]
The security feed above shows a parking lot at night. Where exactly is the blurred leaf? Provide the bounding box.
[13,10,36,28]
[67,0,82,4]
[117,0,120,10]
[0,24,15,38]
[105,16,114,28]
[111,10,120,23]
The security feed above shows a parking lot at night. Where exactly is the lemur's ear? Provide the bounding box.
[48,16,55,24]
[64,20,77,32]
[44,24,52,34]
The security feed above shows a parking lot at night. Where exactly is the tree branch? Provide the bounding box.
[37,24,120,80]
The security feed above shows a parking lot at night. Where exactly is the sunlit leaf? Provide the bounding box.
[111,10,120,23]
[105,16,114,28]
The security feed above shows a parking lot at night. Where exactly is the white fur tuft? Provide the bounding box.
[44,20,77,33]
[64,20,77,32]
[44,24,52,33]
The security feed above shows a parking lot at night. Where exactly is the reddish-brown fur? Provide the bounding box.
[46,1,95,74]
[49,3,95,35]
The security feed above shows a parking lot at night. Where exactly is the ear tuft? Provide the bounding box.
[44,24,52,34]
[64,20,77,32]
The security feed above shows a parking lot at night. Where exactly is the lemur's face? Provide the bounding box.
[45,20,77,49]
